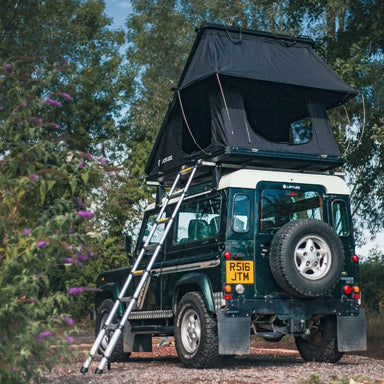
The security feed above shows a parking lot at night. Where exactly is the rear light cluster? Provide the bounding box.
[223,251,245,299]
[343,284,360,299]
[223,251,232,299]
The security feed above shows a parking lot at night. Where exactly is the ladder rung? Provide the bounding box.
[157,217,169,224]
[120,296,132,302]
[180,166,193,174]
[169,189,184,199]
[104,324,118,330]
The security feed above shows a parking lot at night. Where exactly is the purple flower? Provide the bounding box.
[52,123,60,129]
[68,228,74,234]
[5,63,11,69]
[65,245,73,251]
[66,336,75,344]
[62,257,73,264]
[90,251,94,257]
[63,317,74,326]
[97,157,106,163]
[73,198,85,207]
[31,116,43,123]
[21,102,27,108]
[44,98,62,107]
[77,162,84,167]
[76,253,88,261]
[35,331,52,342]
[29,174,39,180]
[0,106,4,111]
[36,240,47,248]
[77,210,95,218]
[68,286,87,295]
[60,93,72,100]
[22,229,30,235]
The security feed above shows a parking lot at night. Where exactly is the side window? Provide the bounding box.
[232,194,250,233]
[142,212,166,246]
[173,197,221,245]
[332,200,350,237]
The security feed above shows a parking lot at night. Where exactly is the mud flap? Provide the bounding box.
[337,309,367,352]
[218,309,250,355]
[123,321,152,353]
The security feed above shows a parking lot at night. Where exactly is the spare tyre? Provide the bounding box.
[269,219,344,298]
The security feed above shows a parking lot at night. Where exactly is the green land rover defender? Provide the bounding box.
[86,23,367,372]
[94,168,366,368]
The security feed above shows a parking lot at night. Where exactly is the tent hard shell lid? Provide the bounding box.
[145,23,358,184]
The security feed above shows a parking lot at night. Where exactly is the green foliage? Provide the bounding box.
[0,0,132,152]
[360,248,384,314]
[0,56,108,383]
[67,235,129,320]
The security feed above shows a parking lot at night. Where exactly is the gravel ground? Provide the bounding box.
[43,338,384,384]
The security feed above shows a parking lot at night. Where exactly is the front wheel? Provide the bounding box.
[95,299,131,362]
[295,316,343,363]
[174,291,221,368]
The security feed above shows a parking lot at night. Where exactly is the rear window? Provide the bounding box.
[260,187,322,230]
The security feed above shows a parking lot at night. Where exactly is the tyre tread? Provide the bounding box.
[175,291,221,368]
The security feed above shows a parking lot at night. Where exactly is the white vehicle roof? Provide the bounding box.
[218,169,350,195]
[147,169,349,210]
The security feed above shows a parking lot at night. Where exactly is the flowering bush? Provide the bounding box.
[0,58,106,383]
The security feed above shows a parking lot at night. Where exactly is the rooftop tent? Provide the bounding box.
[145,23,358,183]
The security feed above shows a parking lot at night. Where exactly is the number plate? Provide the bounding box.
[225,260,254,284]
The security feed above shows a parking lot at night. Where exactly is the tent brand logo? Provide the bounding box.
[158,155,173,166]
[283,184,301,190]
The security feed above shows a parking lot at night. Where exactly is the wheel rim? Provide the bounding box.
[180,308,201,354]
[294,235,331,280]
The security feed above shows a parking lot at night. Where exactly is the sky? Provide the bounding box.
[101,1,384,258]
[104,0,132,29]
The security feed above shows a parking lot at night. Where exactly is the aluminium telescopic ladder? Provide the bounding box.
[80,163,199,375]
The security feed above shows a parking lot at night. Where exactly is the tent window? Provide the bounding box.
[290,117,313,144]
[241,82,315,145]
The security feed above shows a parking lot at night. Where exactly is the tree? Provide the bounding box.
[122,0,384,244]
[0,0,132,152]
[0,1,132,381]
[0,57,104,383]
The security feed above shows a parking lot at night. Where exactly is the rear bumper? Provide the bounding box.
[225,296,360,318]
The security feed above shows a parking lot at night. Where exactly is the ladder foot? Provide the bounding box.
[80,366,88,374]
[95,368,104,375]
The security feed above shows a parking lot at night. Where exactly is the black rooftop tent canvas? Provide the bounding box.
[145,23,358,183]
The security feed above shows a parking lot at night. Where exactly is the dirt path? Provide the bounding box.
[43,337,384,384]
